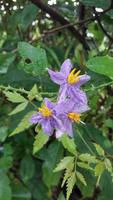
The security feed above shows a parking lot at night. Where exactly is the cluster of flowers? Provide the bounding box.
[30,59,90,138]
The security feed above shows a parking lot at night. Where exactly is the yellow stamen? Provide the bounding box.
[39,105,52,117]
[67,68,81,84]
[67,112,81,123]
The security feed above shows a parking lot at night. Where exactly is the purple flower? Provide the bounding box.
[48,59,90,103]
[55,98,89,137]
[29,98,63,136]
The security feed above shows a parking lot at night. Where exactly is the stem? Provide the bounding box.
[0,85,29,94]
[77,128,95,156]
[85,80,113,92]
[28,100,38,110]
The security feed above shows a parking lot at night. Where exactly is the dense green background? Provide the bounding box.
[0,0,113,200]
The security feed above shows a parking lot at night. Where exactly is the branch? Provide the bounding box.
[31,0,90,50]
[93,8,113,43]
[34,1,113,39]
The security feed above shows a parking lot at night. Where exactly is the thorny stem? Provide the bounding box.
[0,85,38,110]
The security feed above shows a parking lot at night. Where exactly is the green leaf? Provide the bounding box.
[59,134,76,155]
[61,162,74,187]
[80,0,111,8]
[0,53,16,74]
[10,111,36,136]
[93,143,105,156]
[76,171,87,186]
[9,102,28,116]
[12,182,31,199]
[20,155,35,183]
[4,91,26,103]
[42,141,64,188]
[95,162,105,177]
[58,192,65,200]
[66,172,76,200]
[104,158,112,173]
[33,129,49,154]
[18,42,48,76]
[87,56,113,78]
[28,84,42,101]
[0,126,8,142]
[0,173,12,200]
[79,153,97,163]
[105,119,113,129]
[54,156,74,172]
[77,162,93,170]
[20,3,38,31]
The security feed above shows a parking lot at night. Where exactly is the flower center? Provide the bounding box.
[67,112,81,123]
[39,105,52,117]
[67,68,81,84]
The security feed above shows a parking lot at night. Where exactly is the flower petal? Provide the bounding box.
[61,59,72,76]
[73,102,90,113]
[58,84,68,102]
[55,98,75,114]
[48,69,65,85]
[64,118,73,137]
[44,98,54,109]
[42,118,54,136]
[29,113,41,124]
[69,87,88,105]
[56,130,64,138]
[75,74,90,88]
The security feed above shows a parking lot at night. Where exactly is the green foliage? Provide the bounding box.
[66,172,76,200]
[59,134,76,155]
[33,128,49,154]
[18,42,48,76]
[4,91,26,103]
[10,111,36,136]
[0,173,12,200]
[54,156,74,172]
[19,3,38,32]
[9,102,28,116]
[1,0,113,199]
[20,155,35,183]
[87,56,113,78]
[93,143,105,156]
[80,0,111,8]
[42,141,64,188]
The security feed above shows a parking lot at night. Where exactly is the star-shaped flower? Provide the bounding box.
[48,59,90,103]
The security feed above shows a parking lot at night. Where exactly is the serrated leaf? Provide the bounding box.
[54,156,74,172]
[66,172,76,200]
[62,162,74,187]
[10,111,36,136]
[18,42,48,76]
[94,143,105,156]
[28,84,42,101]
[76,171,87,186]
[79,153,97,163]
[4,91,26,103]
[59,134,76,155]
[33,129,49,154]
[95,162,105,177]
[9,101,28,115]
[77,162,93,170]
[104,158,112,173]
